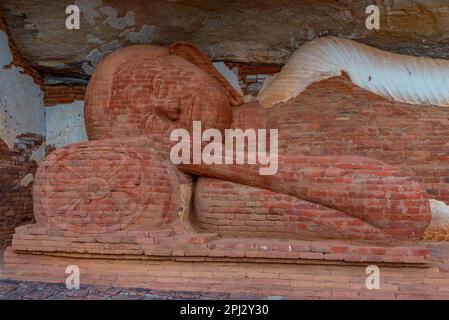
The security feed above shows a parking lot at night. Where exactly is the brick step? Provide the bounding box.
[3,247,448,299]
[9,224,429,265]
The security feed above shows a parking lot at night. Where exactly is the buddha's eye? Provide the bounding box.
[179,94,196,112]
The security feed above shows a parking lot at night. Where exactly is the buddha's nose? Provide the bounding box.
[158,100,181,121]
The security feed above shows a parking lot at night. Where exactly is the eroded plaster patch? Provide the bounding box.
[80,3,157,75]
[0,31,12,66]
[83,40,123,75]
[45,100,88,148]
[81,61,96,75]
[87,35,105,44]
[0,31,45,149]
[100,39,121,52]
[75,0,103,26]
[429,199,449,228]
[100,6,135,30]
[121,25,156,44]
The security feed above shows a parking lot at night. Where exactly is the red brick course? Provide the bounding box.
[237,76,449,205]
[44,85,86,106]
[85,46,232,141]
[0,10,44,248]
[183,155,431,240]
[4,242,449,300]
[5,223,430,265]
[225,62,281,95]
[195,177,388,241]
[0,136,42,248]
[33,137,190,233]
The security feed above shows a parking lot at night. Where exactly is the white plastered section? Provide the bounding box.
[0,30,45,149]
[45,100,88,148]
[258,36,449,108]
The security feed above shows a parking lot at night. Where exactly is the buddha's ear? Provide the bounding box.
[169,41,243,107]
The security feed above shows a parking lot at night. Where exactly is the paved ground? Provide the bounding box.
[0,279,257,300]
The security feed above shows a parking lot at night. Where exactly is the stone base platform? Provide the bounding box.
[2,246,449,299]
[4,224,449,299]
[1,223,434,294]
[6,224,429,266]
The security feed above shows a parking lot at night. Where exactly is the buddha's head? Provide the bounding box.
[84,44,236,144]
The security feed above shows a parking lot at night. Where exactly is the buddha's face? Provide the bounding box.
[106,54,232,141]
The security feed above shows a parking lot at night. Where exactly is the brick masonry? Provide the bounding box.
[2,38,449,296]
[169,42,244,106]
[225,62,281,94]
[3,244,449,299]
[44,85,86,106]
[194,177,392,241]
[32,136,190,233]
[6,222,430,264]
[0,12,44,249]
[249,76,449,205]
[83,43,435,241]
[84,45,232,141]
[0,137,42,248]
[190,76,449,241]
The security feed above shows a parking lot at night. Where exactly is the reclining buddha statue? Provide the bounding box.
[31,36,449,247]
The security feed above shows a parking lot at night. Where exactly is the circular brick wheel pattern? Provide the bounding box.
[35,145,172,233]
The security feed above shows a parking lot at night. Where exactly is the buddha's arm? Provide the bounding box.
[178,154,431,239]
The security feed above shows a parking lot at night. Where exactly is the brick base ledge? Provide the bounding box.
[6,224,430,266]
[2,248,445,299]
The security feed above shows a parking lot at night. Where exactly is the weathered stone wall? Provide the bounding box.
[0,138,42,248]
[2,0,449,84]
[0,12,46,248]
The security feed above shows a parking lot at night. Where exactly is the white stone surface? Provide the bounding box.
[31,142,46,163]
[213,61,243,95]
[0,31,12,67]
[20,173,34,187]
[429,199,449,229]
[45,100,88,148]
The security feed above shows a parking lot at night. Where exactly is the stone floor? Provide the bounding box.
[0,279,252,300]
